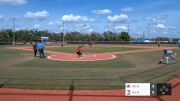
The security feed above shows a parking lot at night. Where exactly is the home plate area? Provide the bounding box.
[47,52,116,61]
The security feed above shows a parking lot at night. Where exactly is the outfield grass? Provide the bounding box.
[0,45,179,90]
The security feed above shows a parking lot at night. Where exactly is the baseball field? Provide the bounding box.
[0,44,179,90]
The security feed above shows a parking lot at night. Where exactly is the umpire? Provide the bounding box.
[33,41,38,57]
[37,40,45,58]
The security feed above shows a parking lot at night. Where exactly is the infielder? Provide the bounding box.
[159,49,176,64]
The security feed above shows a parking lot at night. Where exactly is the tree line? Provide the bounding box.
[0,29,131,43]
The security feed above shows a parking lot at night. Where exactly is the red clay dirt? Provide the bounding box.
[9,45,177,61]
[0,76,179,101]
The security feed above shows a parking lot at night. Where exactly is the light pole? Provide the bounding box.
[127,22,130,34]
[12,18,16,45]
[147,23,152,39]
[107,23,110,32]
[62,22,65,43]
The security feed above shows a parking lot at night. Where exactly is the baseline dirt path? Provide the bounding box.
[8,45,177,61]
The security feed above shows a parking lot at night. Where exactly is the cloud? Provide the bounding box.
[155,24,166,29]
[16,26,26,31]
[108,14,128,23]
[76,24,90,30]
[47,22,53,26]
[146,17,152,20]
[167,26,176,29]
[92,9,112,15]
[86,29,94,32]
[163,31,167,34]
[24,10,49,21]
[115,25,127,30]
[56,21,62,25]
[33,24,41,29]
[146,16,166,24]
[61,14,94,23]
[121,7,135,12]
[131,26,136,31]
[74,24,93,32]
[152,18,166,24]
[0,0,27,5]
[56,21,65,29]
[0,15,4,21]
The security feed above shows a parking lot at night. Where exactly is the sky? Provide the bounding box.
[0,0,180,38]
